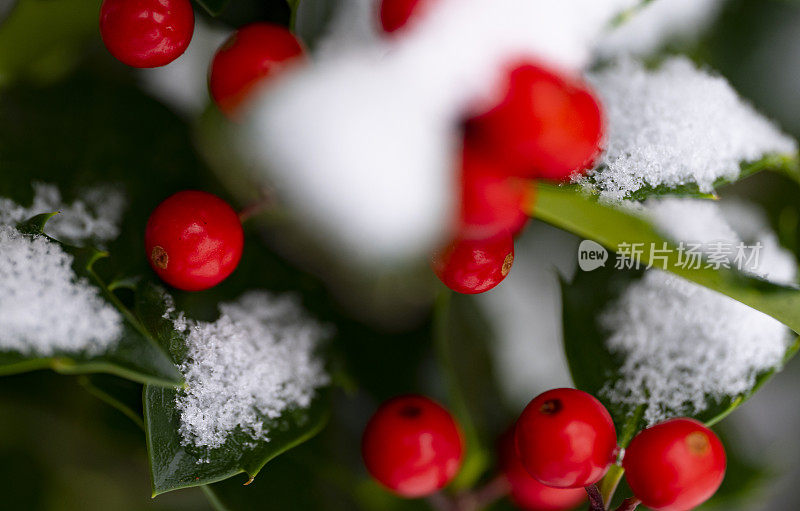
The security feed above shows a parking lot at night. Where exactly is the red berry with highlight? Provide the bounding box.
[362,395,464,498]
[99,0,194,68]
[379,0,434,33]
[515,388,617,488]
[623,418,726,511]
[209,23,305,119]
[465,62,603,181]
[145,191,244,291]
[499,430,587,511]
[459,145,531,238]
[432,231,514,294]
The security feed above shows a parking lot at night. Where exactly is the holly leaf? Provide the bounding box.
[433,291,505,490]
[561,263,800,444]
[533,182,800,335]
[0,216,182,386]
[136,281,331,496]
[585,154,797,202]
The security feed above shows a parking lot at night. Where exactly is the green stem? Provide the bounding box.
[599,464,625,508]
[432,290,488,489]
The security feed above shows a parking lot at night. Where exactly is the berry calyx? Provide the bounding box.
[209,23,306,119]
[622,418,726,511]
[464,62,603,181]
[515,388,617,488]
[379,0,434,33]
[144,191,244,291]
[432,231,514,294]
[499,430,587,511]
[362,395,464,498]
[99,0,194,68]
[459,144,531,238]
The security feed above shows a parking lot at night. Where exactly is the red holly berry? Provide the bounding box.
[459,145,531,238]
[432,231,514,294]
[99,0,194,68]
[209,23,306,119]
[623,418,726,511]
[499,430,587,511]
[362,395,464,498]
[379,0,434,33]
[464,62,603,181]
[515,388,617,488]
[144,191,244,291]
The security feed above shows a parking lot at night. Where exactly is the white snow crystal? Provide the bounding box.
[596,0,725,59]
[0,226,123,355]
[243,0,635,265]
[601,199,796,425]
[583,58,796,201]
[173,292,330,449]
[0,182,125,245]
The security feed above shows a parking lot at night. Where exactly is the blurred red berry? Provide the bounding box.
[432,231,514,294]
[209,23,305,119]
[459,145,531,238]
[362,395,464,498]
[379,0,435,33]
[515,388,617,488]
[99,0,194,68]
[499,430,587,511]
[145,191,244,291]
[465,62,603,181]
[623,418,726,511]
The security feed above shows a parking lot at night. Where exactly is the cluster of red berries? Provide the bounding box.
[362,389,726,511]
[378,0,605,295]
[99,0,305,119]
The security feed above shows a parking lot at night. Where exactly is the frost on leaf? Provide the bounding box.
[0,226,123,356]
[600,198,796,425]
[166,292,330,449]
[581,58,796,201]
[0,182,126,246]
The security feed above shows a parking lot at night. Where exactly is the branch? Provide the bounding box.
[586,484,605,511]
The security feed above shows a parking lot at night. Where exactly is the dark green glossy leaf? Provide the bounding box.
[0,218,182,386]
[138,281,330,496]
[145,385,330,496]
[561,262,800,441]
[533,182,800,335]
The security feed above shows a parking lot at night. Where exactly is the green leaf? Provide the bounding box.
[79,374,145,430]
[533,182,800,334]
[561,258,800,434]
[145,385,330,496]
[0,0,98,86]
[193,0,230,16]
[433,291,501,490]
[583,153,798,202]
[0,219,182,386]
[15,211,58,235]
[137,282,331,496]
[559,264,647,444]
